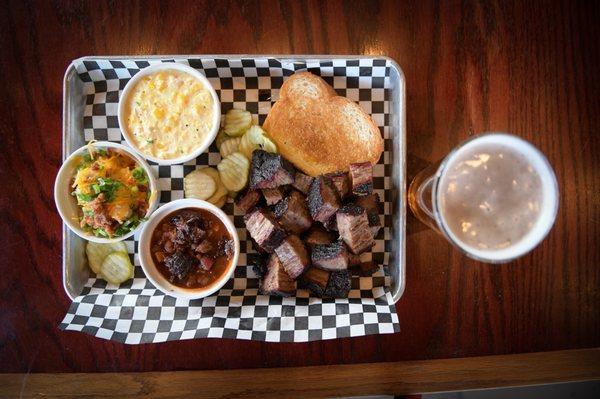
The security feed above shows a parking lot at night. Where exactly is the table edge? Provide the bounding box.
[1,348,598,398]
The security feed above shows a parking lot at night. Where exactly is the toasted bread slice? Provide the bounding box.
[263,72,383,176]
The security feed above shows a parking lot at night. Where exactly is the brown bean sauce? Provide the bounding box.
[150,208,234,289]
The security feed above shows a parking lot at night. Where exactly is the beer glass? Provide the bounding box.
[408,133,559,263]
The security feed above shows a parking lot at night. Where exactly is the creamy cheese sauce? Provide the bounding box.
[125,70,214,160]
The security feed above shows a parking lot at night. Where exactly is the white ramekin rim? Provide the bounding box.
[138,198,240,300]
[117,62,221,165]
[54,141,159,243]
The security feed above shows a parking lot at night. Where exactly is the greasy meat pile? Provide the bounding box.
[239,150,382,298]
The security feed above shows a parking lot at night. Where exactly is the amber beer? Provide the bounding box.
[408,133,558,263]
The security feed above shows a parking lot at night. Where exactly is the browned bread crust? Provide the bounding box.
[263,72,384,176]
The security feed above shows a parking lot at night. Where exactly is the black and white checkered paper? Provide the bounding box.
[60,57,399,343]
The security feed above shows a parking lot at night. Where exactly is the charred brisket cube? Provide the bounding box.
[292,171,314,194]
[261,188,284,205]
[304,225,335,246]
[323,214,338,232]
[358,260,379,276]
[300,267,331,297]
[273,190,312,234]
[325,172,350,199]
[336,204,374,254]
[324,270,351,298]
[250,150,295,189]
[307,176,341,225]
[274,235,310,280]
[249,254,268,278]
[171,213,206,246]
[348,252,362,269]
[349,259,379,277]
[199,256,215,271]
[355,193,382,237]
[195,239,214,254]
[260,254,296,296]
[244,208,287,253]
[235,189,261,214]
[216,237,235,258]
[311,240,348,271]
[164,251,196,282]
[349,162,373,195]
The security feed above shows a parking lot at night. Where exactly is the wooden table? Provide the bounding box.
[1,0,598,397]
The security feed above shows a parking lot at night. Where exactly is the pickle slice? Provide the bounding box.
[215,129,228,150]
[184,169,217,200]
[100,252,134,284]
[223,109,252,137]
[203,167,228,206]
[239,125,278,159]
[217,152,250,192]
[219,137,242,158]
[86,241,127,275]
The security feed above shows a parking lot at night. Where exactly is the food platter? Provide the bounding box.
[60,55,405,343]
[63,54,406,301]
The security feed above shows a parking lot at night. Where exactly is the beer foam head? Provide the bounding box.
[434,133,559,263]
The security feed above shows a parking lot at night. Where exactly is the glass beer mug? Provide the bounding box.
[408,133,559,263]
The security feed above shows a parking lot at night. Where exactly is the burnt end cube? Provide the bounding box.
[260,254,296,296]
[323,214,338,232]
[235,189,261,214]
[274,235,310,280]
[350,259,379,277]
[292,171,314,195]
[355,193,382,237]
[348,252,362,269]
[164,251,196,282]
[273,190,313,234]
[336,204,374,255]
[349,162,373,196]
[249,254,268,278]
[300,267,331,297]
[311,240,348,271]
[244,208,287,253]
[357,260,379,276]
[324,172,350,199]
[304,225,335,246]
[307,176,341,224]
[250,150,296,189]
[261,187,284,205]
[324,270,351,298]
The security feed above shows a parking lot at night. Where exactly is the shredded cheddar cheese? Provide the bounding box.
[71,150,150,237]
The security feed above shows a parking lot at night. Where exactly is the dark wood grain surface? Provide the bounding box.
[2,349,599,398]
[0,0,598,374]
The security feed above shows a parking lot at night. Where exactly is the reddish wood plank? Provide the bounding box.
[0,0,598,373]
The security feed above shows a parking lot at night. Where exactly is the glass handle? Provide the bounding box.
[416,175,435,219]
[408,163,441,232]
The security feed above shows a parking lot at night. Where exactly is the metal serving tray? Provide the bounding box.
[61,55,406,303]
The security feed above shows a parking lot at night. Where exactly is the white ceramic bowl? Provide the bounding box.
[117,62,221,165]
[54,141,159,243]
[138,199,240,300]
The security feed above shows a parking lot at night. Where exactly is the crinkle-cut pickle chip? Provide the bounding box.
[215,129,228,150]
[86,241,127,275]
[100,252,134,284]
[238,125,278,160]
[184,169,217,200]
[202,167,228,206]
[219,137,241,158]
[223,109,252,137]
[217,152,250,192]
